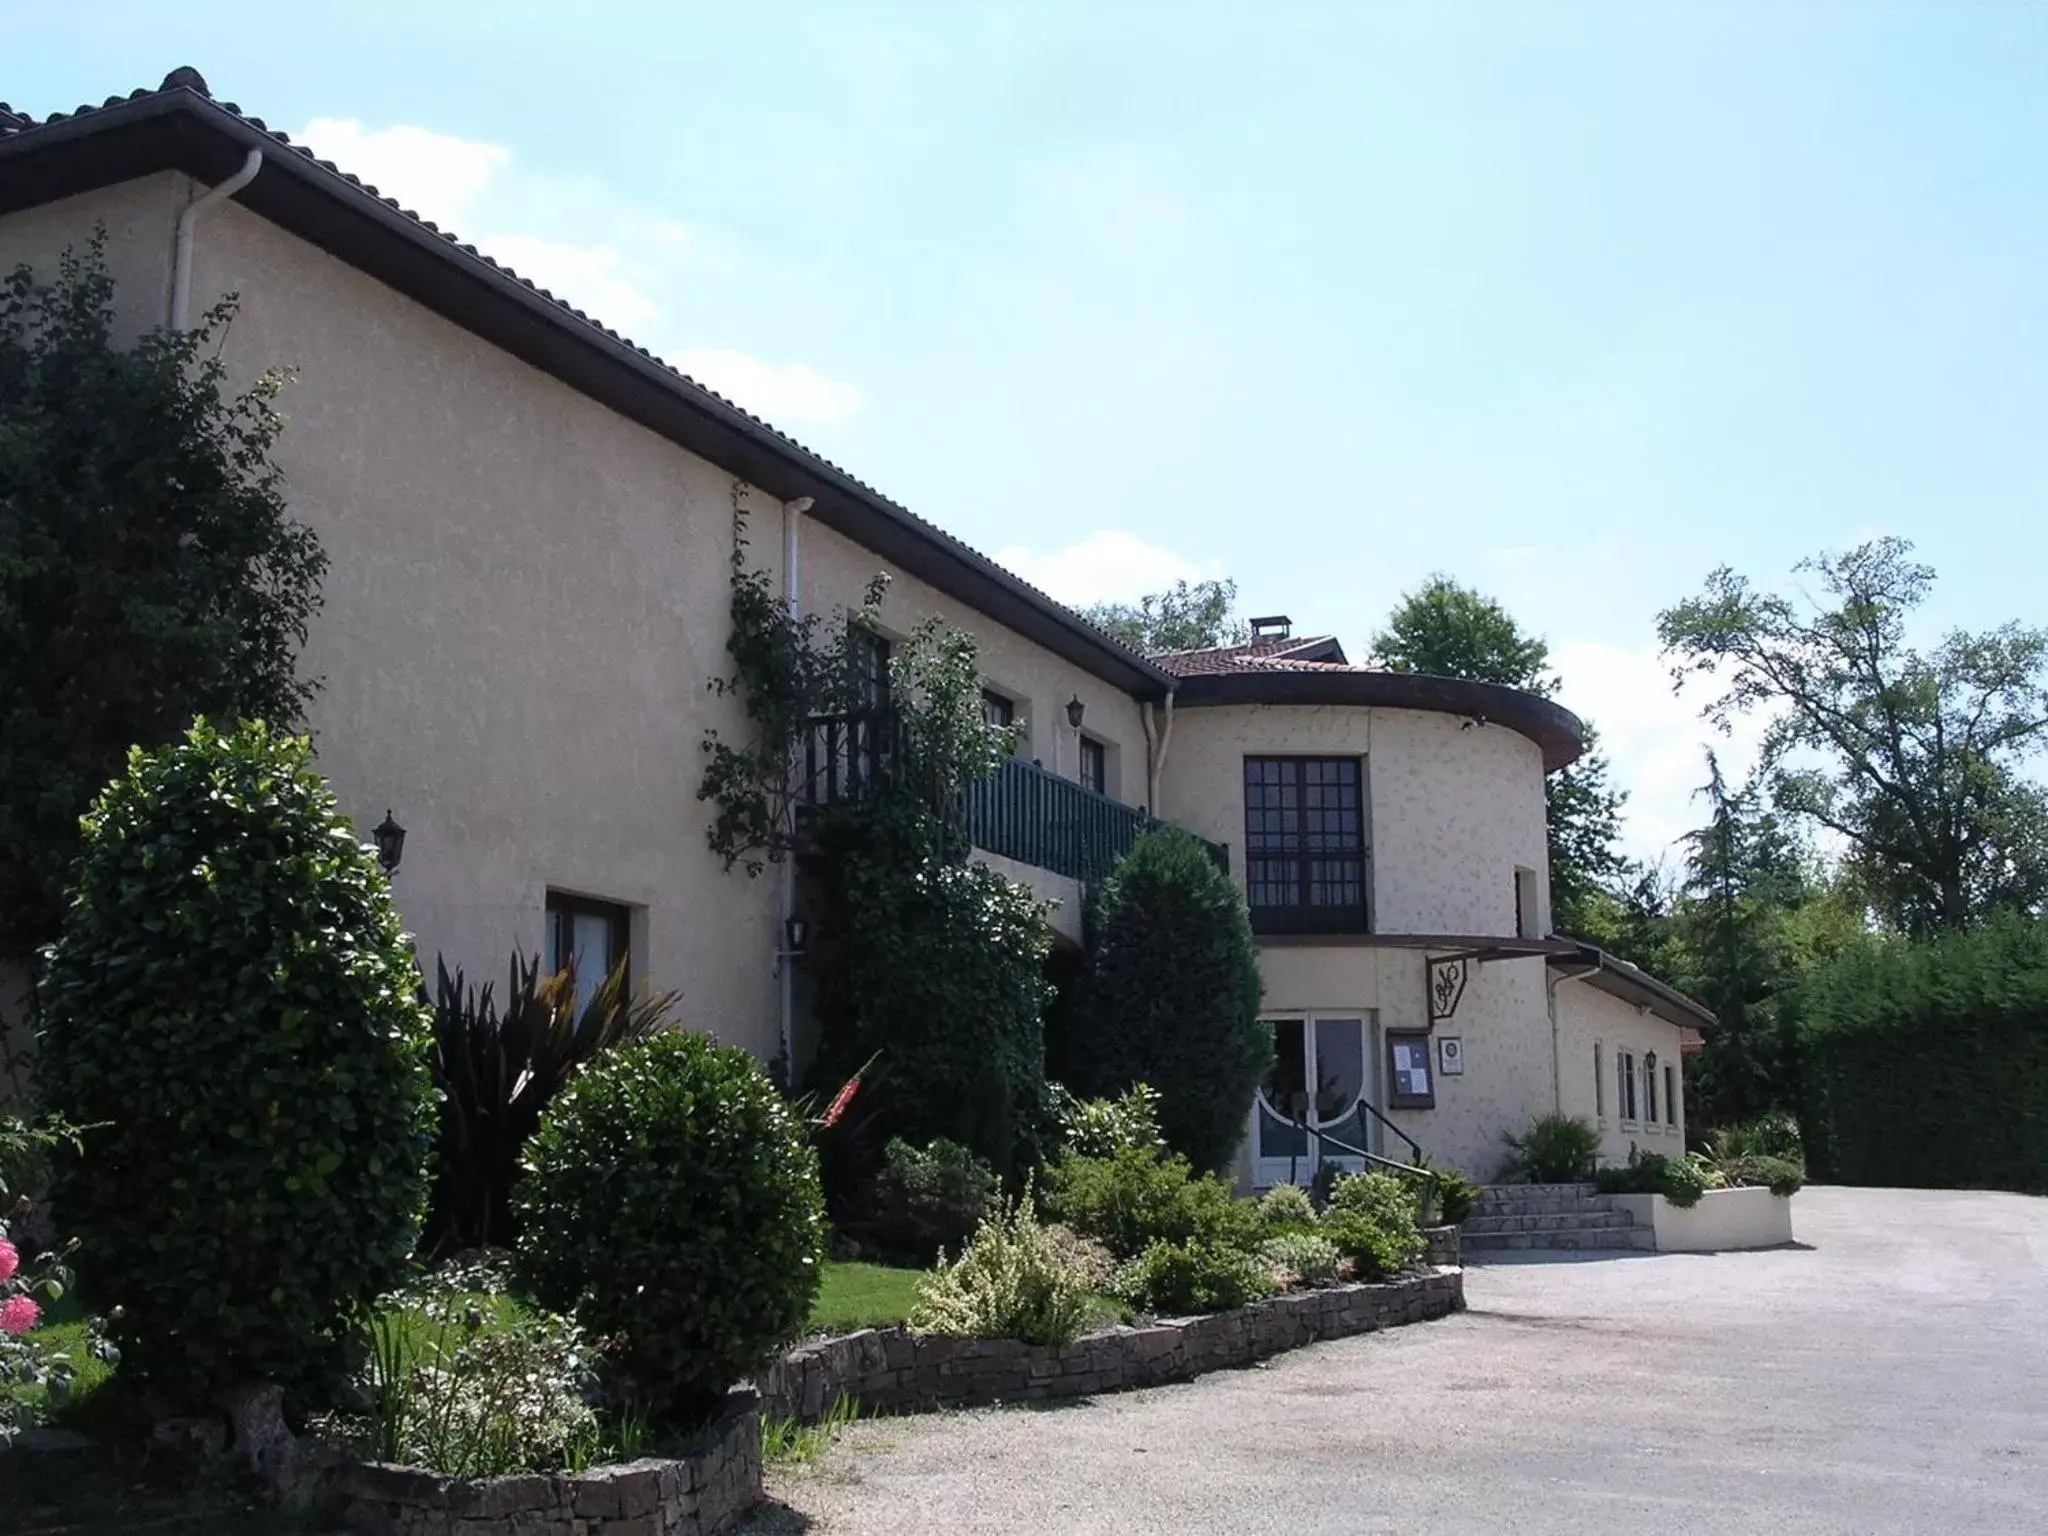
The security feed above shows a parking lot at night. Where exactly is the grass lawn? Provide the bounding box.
[810,1261,924,1334]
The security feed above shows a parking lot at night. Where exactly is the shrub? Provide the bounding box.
[359,1259,598,1477]
[1255,1182,1317,1234]
[1707,1114,1805,1167]
[1322,1172,1425,1280]
[515,1031,825,1424]
[0,241,327,960]
[1042,1147,1258,1261]
[910,1193,1098,1347]
[1425,1168,1481,1226]
[1258,1233,1343,1289]
[1050,1081,1168,1160]
[1595,1153,1709,1209]
[1113,1239,1274,1316]
[1798,913,2048,1191]
[865,1137,999,1264]
[1069,828,1267,1171]
[1498,1114,1602,1184]
[1039,1223,1117,1292]
[1746,1155,1807,1198]
[427,952,677,1256]
[38,720,435,1395]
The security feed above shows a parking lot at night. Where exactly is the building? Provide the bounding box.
[0,69,1711,1180]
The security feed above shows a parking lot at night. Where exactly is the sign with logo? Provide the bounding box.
[1438,1036,1465,1076]
[1428,956,1468,1022]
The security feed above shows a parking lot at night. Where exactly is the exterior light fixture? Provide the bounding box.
[784,915,809,956]
[372,809,407,874]
[1066,695,1086,729]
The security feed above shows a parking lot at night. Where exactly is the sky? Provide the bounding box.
[12,2,2048,865]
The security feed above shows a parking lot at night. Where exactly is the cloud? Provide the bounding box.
[993,531,1224,608]
[1551,639,1772,867]
[675,348,864,427]
[290,118,860,427]
[296,117,508,229]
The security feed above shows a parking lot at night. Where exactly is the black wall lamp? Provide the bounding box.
[372,809,407,874]
[1066,695,1086,730]
[784,915,809,956]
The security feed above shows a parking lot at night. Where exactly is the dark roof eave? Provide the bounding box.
[1548,939,1719,1032]
[0,88,1175,699]
[1170,669,1587,771]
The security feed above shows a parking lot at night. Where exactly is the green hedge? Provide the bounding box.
[1798,913,2048,1191]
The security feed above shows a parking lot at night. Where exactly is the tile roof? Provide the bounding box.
[0,68,1175,696]
[1152,634,1349,676]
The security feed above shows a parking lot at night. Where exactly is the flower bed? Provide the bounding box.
[339,1389,760,1536]
[758,1265,1462,1422]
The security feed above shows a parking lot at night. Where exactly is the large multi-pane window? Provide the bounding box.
[1242,756,1368,934]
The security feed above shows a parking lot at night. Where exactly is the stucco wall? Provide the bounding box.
[1609,1186,1792,1251]
[1157,703,1551,935]
[0,173,1150,1069]
[1159,701,1559,1184]
[1554,979,1687,1165]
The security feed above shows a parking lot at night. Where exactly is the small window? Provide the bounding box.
[1644,1050,1659,1125]
[545,892,629,1019]
[1079,737,1106,796]
[849,626,891,710]
[1514,866,1540,939]
[1594,1041,1606,1121]
[981,689,1014,729]
[1618,1049,1639,1124]
[1665,1063,1678,1130]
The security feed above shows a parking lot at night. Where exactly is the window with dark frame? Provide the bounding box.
[1594,1041,1606,1120]
[1618,1048,1638,1123]
[545,891,630,1019]
[1243,756,1368,934]
[1079,736,1106,796]
[980,689,1014,729]
[1665,1063,1678,1128]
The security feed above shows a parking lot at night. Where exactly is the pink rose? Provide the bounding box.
[0,1294,38,1336]
[0,1238,16,1283]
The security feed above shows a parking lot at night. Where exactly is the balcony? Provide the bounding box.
[800,711,1226,887]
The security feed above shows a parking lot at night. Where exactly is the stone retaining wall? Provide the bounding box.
[758,1265,1463,1422]
[1422,1224,1461,1268]
[339,1390,760,1536]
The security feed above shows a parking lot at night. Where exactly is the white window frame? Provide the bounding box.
[1617,1048,1639,1128]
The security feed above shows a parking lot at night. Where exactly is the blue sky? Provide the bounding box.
[14,2,2047,860]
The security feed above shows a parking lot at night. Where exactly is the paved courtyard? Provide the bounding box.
[752,1187,2048,1534]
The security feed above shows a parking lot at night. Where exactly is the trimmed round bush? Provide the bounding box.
[1255,1182,1317,1234]
[1324,1171,1425,1280]
[38,719,435,1394]
[514,1030,825,1423]
[1070,828,1266,1171]
[1113,1238,1274,1316]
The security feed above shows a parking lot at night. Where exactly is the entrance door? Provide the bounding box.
[1252,1015,1369,1188]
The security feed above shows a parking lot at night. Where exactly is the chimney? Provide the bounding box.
[1248,615,1293,643]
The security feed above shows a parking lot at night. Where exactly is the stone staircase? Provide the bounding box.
[1462,1182,1655,1257]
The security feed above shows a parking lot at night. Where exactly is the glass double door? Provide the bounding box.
[1253,1015,1371,1188]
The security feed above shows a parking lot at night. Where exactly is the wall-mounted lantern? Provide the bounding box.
[784,914,809,956]
[1066,695,1086,730]
[372,809,407,874]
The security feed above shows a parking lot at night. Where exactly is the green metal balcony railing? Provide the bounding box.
[800,711,1227,886]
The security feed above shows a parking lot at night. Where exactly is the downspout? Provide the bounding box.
[171,149,263,329]
[1148,690,1176,816]
[1140,702,1158,810]
[777,495,814,1081]
[1545,949,1602,1116]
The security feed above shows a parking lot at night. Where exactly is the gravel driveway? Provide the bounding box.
[749,1187,2048,1534]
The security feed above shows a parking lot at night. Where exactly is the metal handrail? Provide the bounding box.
[1263,1102,1441,1224]
[1353,1099,1424,1168]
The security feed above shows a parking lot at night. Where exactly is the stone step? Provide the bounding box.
[1472,1195,1619,1218]
[1462,1227,1656,1254]
[1462,1210,1637,1237]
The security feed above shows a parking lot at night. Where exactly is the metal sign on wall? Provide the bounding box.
[1428,956,1469,1022]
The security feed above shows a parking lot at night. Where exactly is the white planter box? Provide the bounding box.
[1610,1185,1794,1252]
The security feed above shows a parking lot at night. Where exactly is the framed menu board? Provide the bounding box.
[1387,1029,1435,1109]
